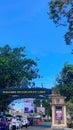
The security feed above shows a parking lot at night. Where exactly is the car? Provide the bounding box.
[0,116,9,129]
[16,115,22,120]
[34,114,41,119]
[5,114,12,121]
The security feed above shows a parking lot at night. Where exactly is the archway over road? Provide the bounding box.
[0,87,52,111]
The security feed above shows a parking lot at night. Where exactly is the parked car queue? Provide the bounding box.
[0,115,34,130]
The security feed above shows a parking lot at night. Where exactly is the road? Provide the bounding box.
[21,122,72,130]
[21,122,52,130]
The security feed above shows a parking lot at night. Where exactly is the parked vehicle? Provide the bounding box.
[8,116,22,130]
[16,119,22,129]
[0,116,9,130]
[5,114,12,121]
[22,117,29,127]
[16,115,22,120]
[34,114,41,119]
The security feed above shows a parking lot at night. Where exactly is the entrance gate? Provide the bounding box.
[0,88,52,98]
[51,90,67,129]
[0,87,67,129]
[0,87,52,111]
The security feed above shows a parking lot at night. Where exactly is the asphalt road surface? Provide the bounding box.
[21,122,52,130]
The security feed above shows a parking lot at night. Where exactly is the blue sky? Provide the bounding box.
[0,0,73,88]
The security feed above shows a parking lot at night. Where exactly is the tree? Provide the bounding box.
[42,100,51,115]
[66,101,73,127]
[56,63,73,101]
[0,44,39,88]
[34,99,51,115]
[48,0,73,45]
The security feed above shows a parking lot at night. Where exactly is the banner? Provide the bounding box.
[37,107,45,115]
[24,98,34,113]
[55,106,62,120]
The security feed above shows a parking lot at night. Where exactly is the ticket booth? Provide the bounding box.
[51,90,67,129]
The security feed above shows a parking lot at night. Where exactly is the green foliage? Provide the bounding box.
[35,99,40,107]
[56,63,73,101]
[42,100,51,115]
[48,0,73,45]
[67,101,73,128]
[0,44,39,88]
[34,99,51,115]
[67,101,73,121]
[66,98,73,125]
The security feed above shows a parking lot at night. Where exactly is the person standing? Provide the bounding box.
[11,115,17,130]
[25,117,28,128]
[29,116,33,126]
